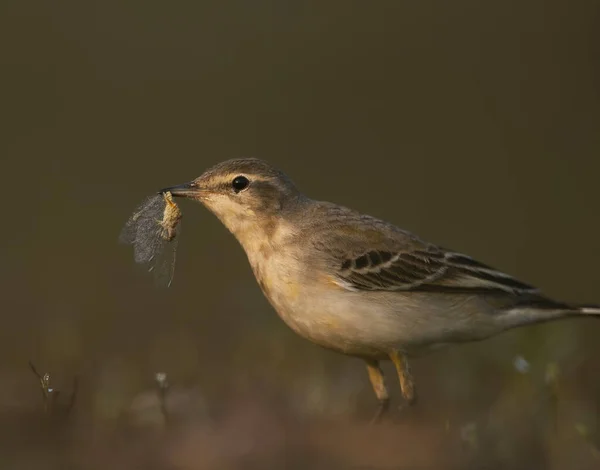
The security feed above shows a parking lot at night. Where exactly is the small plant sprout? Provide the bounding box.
[29,361,78,417]
[29,361,54,414]
[155,372,170,425]
[513,355,530,374]
[544,362,560,386]
[544,362,560,431]
[576,422,600,459]
[460,422,478,450]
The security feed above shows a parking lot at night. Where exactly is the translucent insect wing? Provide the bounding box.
[120,195,180,287]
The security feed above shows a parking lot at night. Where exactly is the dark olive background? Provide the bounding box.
[1,1,599,468]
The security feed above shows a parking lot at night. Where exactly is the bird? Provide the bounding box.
[159,157,600,423]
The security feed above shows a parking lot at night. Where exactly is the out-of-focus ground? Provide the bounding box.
[1,1,600,469]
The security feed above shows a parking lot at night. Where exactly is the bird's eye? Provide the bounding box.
[231,175,250,193]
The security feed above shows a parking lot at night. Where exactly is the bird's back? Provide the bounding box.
[268,198,598,357]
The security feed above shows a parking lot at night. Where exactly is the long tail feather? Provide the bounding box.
[498,300,600,331]
[577,305,600,315]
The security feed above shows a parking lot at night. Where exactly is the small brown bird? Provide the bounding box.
[159,158,600,422]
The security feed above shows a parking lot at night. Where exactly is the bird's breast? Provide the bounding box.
[250,251,302,313]
[246,249,388,357]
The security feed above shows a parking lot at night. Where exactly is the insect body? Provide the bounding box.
[158,191,182,242]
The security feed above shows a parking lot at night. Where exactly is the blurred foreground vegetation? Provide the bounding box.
[1,318,599,469]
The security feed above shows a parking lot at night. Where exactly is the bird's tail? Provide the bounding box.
[577,305,600,315]
[498,298,600,331]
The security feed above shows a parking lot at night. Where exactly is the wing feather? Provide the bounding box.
[306,202,537,296]
[336,248,538,294]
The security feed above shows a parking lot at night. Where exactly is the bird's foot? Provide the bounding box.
[369,398,390,425]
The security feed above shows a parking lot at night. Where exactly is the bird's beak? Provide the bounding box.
[158,182,200,198]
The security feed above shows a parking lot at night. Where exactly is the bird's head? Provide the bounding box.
[160,158,304,239]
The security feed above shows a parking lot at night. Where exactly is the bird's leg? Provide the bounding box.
[162,191,176,207]
[390,350,417,408]
[365,359,390,424]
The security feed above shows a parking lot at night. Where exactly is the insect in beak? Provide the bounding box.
[159,182,199,198]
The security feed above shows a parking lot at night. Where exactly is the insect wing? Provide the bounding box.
[120,195,180,287]
[147,224,180,288]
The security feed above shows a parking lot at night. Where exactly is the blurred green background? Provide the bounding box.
[1,0,599,468]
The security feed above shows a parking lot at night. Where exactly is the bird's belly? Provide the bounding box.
[259,273,500,359]
[260,277,407,358]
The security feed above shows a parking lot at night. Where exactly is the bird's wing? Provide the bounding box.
[335,246,538,294]
[317,212,539,295]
